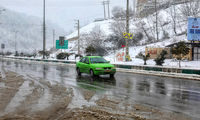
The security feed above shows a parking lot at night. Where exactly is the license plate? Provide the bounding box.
[105,70,111,72]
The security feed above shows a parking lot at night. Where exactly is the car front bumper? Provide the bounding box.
[94,69,116,75]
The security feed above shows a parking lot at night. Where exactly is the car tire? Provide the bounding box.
[77,68,81,76]
[90,69,97,77]
[110,74,114,78]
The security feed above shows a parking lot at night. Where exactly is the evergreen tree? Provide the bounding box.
[154,50,167,66]
[170,41,190,68]
[85,45,96,56]
[56,52,71,60]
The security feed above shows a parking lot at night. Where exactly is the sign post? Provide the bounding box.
[123,32,133,61]
[123,32,133,39]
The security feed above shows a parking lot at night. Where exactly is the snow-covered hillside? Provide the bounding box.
[0,6,65,53]
[66,2,191,58]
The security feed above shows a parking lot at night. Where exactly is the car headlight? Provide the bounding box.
[96,68,102,70]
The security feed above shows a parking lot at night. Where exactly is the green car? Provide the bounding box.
[76,56,116,77]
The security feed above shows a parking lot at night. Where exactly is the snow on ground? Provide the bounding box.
[66,20,113,39]
[112,58,200,70]
[104,38,200,70]
[56,2,200,70]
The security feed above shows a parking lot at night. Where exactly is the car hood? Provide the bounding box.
[90,63,114,68]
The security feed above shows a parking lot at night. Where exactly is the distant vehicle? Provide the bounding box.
[76,56,116,78]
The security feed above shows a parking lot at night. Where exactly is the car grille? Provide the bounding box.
[104,67,111,70]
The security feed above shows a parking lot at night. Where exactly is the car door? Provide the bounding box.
[78,57,86,73]
[82,57,90,73]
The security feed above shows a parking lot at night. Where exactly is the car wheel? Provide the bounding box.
[90,69,97,77]
[110,74,114,78]
[77,68,81,76]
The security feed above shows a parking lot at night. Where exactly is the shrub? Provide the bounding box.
[75,54,83,60]
[15,51,19,56]
[56,52,71,60]
[170,41,190,68]
[154,50,167,66]
[85,45,96,56]
[137,52,150,65]
[38,51,50,58]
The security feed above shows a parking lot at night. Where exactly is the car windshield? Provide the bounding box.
[90,57,108,64]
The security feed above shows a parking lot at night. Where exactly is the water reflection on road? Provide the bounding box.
[1,59,200,119]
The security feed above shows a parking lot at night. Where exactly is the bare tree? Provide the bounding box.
[169,0,177,35]
[110,20,126,37]
[179,0,200,19]
[154,0,159,42]
[112,6,134,20]
[112,6,126,19]
[137,21,152,42]
[79,25,107,56]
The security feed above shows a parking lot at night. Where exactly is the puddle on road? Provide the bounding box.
[4,80,33,113]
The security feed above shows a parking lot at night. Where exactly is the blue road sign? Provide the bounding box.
[187,17,200,41]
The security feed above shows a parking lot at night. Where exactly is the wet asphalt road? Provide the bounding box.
[1,59,200,119]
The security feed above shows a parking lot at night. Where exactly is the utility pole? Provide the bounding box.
[43,0,46,59]
[53,29,55,49]
[155,0,159,42]
[103,1,107,20]
[173,0,177,35]
[107,0,110,19]
[14,31,18,54]
[133,0,136,17]
[75,20,80,55]
[125,0,130,61]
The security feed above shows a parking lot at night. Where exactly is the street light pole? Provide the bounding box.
[53,29,55,49]
[14,31,18,55]
[125,0,130,61]
[107,0,110,19]
[43,0,46,59]
[76,20,80,55]
[103,1,107,20]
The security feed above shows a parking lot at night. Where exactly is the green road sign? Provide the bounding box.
[56,40,68,49]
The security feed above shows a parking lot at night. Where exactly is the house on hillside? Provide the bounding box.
[145,41,200,61]
[166,42,200,61]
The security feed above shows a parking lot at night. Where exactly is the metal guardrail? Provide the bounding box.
[114,64,200,76]
[3,57,76,64]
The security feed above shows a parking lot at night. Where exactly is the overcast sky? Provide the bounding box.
[0,0,129,33]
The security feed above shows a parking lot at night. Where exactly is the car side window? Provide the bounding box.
[84,57,89,64]
[80,57,85,63]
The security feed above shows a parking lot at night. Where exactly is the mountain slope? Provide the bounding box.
[0,6,65,53]
[66,3,191,57]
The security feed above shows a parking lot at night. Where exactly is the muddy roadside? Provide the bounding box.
[0,70,192,120]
